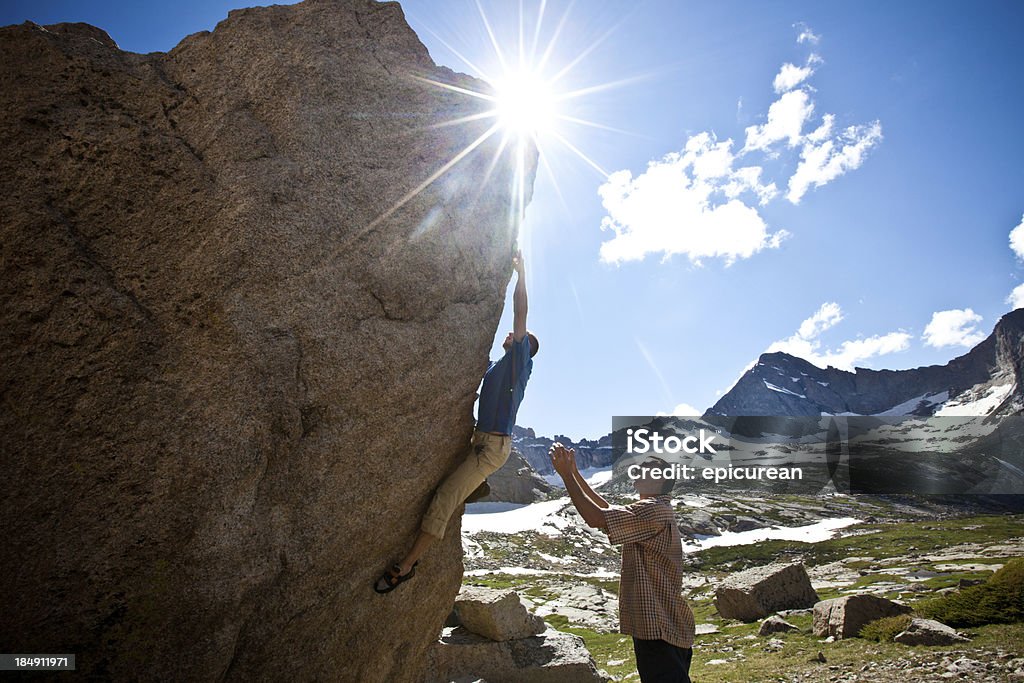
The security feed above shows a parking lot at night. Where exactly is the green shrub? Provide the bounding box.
[860,614,912,642]
[989,557,1024,587]
[917,558,1024,627]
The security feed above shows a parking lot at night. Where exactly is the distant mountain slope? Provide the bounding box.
[511,426,613,474]
[707,309,1024,418]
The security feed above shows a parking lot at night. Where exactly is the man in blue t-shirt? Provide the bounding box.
[375,250,538,594]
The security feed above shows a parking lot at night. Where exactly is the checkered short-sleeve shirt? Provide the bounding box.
[602,495,695,649]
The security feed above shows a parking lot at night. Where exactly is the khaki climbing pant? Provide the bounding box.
[421,430,511,539]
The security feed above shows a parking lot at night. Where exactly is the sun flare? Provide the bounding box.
[492,70,558,138]
[356,1,632,237]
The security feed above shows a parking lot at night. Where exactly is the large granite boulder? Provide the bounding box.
[714,562,820,621]
[0,1,535,681]
[812,595,912,639]
[455,586,546,642]
[425,626,607,683]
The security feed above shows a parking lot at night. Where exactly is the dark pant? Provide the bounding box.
[632,638,692,683]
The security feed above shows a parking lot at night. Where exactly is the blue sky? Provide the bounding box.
[5,1,1023,440]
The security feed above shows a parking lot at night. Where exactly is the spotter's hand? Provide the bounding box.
[548,442,577,477]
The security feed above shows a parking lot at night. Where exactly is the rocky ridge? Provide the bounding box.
[708,310,1024,419]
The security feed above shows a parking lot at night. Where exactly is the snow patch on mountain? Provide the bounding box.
[935,382,1014,416]
[874,391,949,416]
[764,380,807,399]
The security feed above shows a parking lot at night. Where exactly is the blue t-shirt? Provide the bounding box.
[476,335,533,435]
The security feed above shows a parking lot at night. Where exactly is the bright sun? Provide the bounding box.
[492,71,557,138]
[360,1,623,235]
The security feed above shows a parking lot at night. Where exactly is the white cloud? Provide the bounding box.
[767,302,911,370]
[1008,214,1024,260]
[1007,283,1024,310]
[786,121,883,204]
[743,89,815,152]
[599,27,882,264]
[922,309,985,348]
[657,403,702,417]
[773,54,822,94]
[720,166,778,205]
[795,22,820,45]
[598,133,787,265]
[797,301,842,338]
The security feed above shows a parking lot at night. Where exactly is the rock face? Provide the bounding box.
[714,563,820,622]
[0,2,535,681]
[455,586,546,642]
[480,448,553,504]
[707,310,1024,418]
[894,618,970,646]
[812,595,912,639]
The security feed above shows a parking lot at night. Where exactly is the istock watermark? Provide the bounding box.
[611,415,1024,495]
[626,461,804,483]
[625,427,718,455]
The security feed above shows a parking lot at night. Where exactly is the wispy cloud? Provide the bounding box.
[787,119,883,204]
[773,54,823,94]
[922,309,985,348]
[767,302,911,370]
[598,24,880,264]
[795,22,820,45]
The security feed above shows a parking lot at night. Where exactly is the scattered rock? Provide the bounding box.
[455,586,546,642]
[678,509,721,537]
[945,656,985,675]
[715,562,820,621]
[812,594,912,639]
[759,615,799,635]
[894,618,970,646]
[732,516,769,532]
[532,582,619,632]
[425,626,607,683]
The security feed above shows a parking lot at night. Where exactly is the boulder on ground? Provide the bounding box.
[455,586,546,642]
[425,626,607,683]
[894,618,970,646]
[480,449,553,504]
[677,509,720,537]
[714,563,820,622]
[812,594,912,639]
[758,615,799,635]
